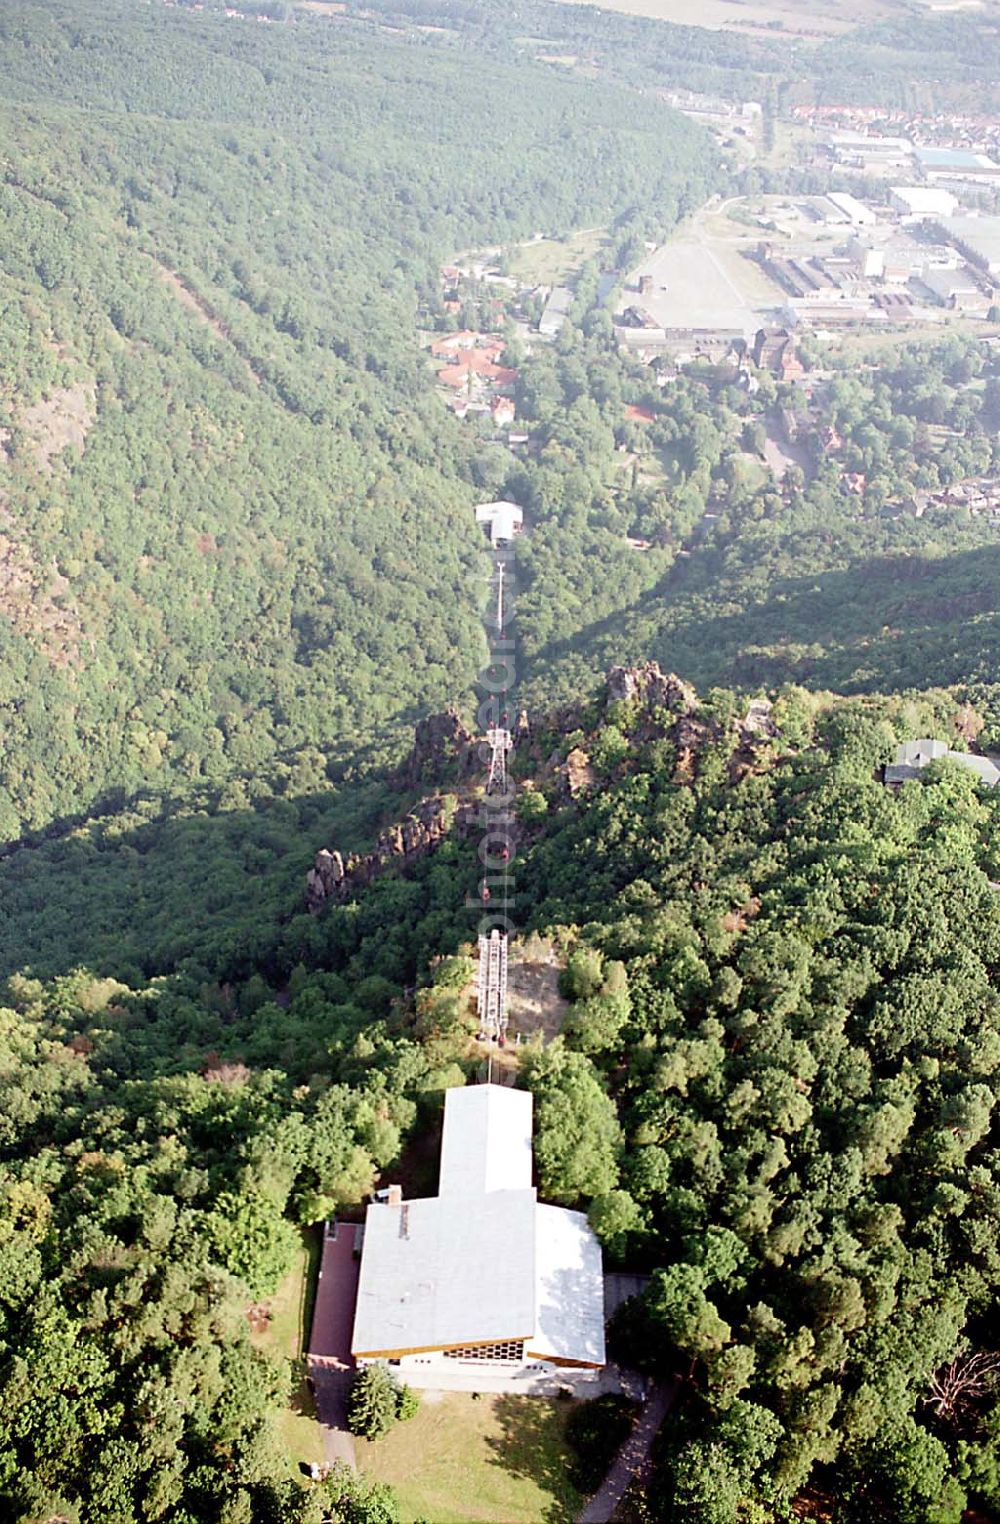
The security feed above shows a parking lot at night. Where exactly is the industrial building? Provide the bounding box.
[916,146,1000,182]
[827,132,915,175]
[350,1084,606,1393]
[935,215,1000,277]
[826,192,877,227]
[539,285,573,336]
[846,237,885,278]
[918,266,990,312]
[889,186,958,220]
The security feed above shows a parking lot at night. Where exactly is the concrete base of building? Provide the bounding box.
[385,1360,602,1396]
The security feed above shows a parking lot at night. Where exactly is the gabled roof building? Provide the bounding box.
[885,738,1000,788]
[475,500,523,546]
[351,1084,606,1393]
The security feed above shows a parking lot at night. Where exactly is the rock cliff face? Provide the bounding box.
[729,696,778,782]
[607,663,697,713]
[307,794,477,912]
[606,665,780,784]
[307,670,784,911]
[402,707,478,788]
[309,702,491,912]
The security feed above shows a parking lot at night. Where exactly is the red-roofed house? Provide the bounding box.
[438,354,519,389]
[431,332,507,360]
[431,331,479,357]
[491,397,516,426]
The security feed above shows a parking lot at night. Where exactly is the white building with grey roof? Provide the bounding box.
[885,738,1000,788]
[351,1084,606,1393]
[475,500,523,547]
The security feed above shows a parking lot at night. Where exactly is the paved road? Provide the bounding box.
[578,1379,679,1524]
[308,1222,363,1471]
[311,1367,357,1470]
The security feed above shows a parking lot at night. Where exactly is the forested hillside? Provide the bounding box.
[7,2,1000,1521]
[0,0,715,839]
[344,0,1000,114]
[9,672,1000,1520]
[502,326,1000,716]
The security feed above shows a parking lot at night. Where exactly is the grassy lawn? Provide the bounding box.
[549,0,899,37]
[356,1391,584,1524]
[508,227,608,287]
[831,318,1000,362]
[252,1227,326,1475]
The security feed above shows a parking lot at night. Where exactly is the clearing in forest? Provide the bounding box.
[19,381,96,473]
[550,0,906,39]
[505,937,570,1043]
[355,1391,583,1524]
[508,228,609,287]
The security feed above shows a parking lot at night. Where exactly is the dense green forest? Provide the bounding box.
[334,0,1000,114]
[0,0,716,840]
[516,681,1000,1523]
[11,673,1000,1520]
[6,1,1000,1521]
[495,324,1000,717]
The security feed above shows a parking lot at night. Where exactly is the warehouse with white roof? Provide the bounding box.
[890,186,957,221]
[351,1084,606,1392]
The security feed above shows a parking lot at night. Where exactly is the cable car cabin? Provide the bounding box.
[480,881,491,903]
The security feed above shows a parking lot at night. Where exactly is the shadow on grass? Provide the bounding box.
[290,1369,319,1421]
[298,1226,322,1364]
[485,1393,581,1524]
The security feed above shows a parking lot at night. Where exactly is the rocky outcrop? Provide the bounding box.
[741,697,776,741]
[729,697,779,782]
[562,746,596,799]
[607,663,697,714]
[402,707,479,788]
[308,670,788,912]
[673,714,714,783]
[307,794,476,911]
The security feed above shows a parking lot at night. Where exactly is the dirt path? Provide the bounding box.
[151,261,263,387]
[578,1380,678,1524]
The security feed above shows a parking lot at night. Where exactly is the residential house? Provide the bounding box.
[753,328,804,380]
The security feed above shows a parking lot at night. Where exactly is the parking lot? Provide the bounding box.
[622,199,789,333]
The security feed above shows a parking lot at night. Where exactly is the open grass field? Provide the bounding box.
[252,1228,327,1475]
[549,0,909,40]
[508,228,609,287]
[356,1391,585,1524]
[826,315,999,363]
